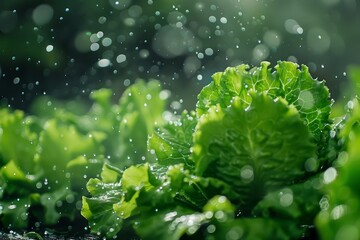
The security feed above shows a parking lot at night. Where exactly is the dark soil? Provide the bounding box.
[0,232,101,240]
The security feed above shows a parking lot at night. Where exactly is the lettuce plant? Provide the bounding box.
[81,61,339,239]
[2,61,360,239]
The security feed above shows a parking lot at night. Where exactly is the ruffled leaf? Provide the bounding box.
[193,93,316,210]
[148,110,197,167]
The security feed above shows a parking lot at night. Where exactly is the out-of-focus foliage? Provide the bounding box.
[0,80,166,230]
[0,0,359,111]
[316,68,360,239]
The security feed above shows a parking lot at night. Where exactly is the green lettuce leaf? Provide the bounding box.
[316,99,360,240]
[133,206,206,240]
[133,195,234,240]
[0,160,36,197]
[0,109,38,174]
[148,110,197,167]
[196,61,332,142]
[348,65,360,96]
[193,93,316,211]
[253,177,323,239]
[254,180,322,222]
[209,217,301,240]
[66,156,103,192]
[37,119,103,187]
[81,164,123,239]
[116,80,166,167]
[133,195,301,240]
[39,186,75,225]
[0,197,32,229]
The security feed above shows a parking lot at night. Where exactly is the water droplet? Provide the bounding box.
[240,165,254,182]
[207,224,216,233]
[305,157,318,172]
[116,54,127,63]
[102,37,112,47]
[214,211,224,219]
[8,205,16,210]
[298,90,315,110]
[330,130,336,138]
[205,48,214,56]
[46,44,54,52]
[279,190,293,207]
[323,167,337,184]
[208,16,216,23]
[226,227,244,240]
[90,43,100,51]
[220,17,227,24]
[159,90,171,100]
[32,4,54,26]
[139,49,150,58]
[98,59,111,67]
[98,16,107,24]
[331,205,346,220]
[13,77,20,84]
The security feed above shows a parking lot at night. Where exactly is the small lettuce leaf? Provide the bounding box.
[116,80,166,167]
[0,110,38,174]
[66,156,103,192]
[133,195,300,240]
[81,164,123,239]
[39,186,74,225]
[112,163,175,221]
[253,178,322,238]
[134,206,207,240]
[0,160,36,197]
[166,164,240,211]
[118,80,165,134]
[133,195,234,240]
[193,93,316,210]
[133,206,205,240]
[0,197,32,229]
[209,217,301,240]
[100,163,123,184]
[37,119,103,187]
[348,65,360,96]
[148,110,197,167]
[196,61,332,142]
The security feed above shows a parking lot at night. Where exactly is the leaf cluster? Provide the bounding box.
[0,80,165,231]
[81,61,341,239]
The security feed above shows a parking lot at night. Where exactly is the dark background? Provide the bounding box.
[1,0,359,111]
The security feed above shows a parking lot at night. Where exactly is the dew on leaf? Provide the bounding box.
[331,204,346,220]
[240,165,254,182]
[323,167,337,184]
[279,190,293,207]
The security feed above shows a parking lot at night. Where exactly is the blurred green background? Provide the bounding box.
[0,0,359,111]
